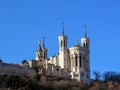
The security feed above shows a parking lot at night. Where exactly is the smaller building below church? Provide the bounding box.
[0,59,35,76]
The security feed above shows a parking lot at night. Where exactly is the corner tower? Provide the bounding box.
[59,23,67,52]
[36,40,42,61]
[36,38,48,65]
[81,25,90,84]
[58,23,68,68]
[42,37,48,60]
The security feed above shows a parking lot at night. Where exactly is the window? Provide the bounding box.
[64,40,65,47]
[83,43,86,47]
[79,56,82,67]
[75,55,78,67]
[61,40,62,48]
[56,68,59,71]
[87,75,89,78]
[40,60,42,62]
[86,43,88,48]
[81,73,84,76]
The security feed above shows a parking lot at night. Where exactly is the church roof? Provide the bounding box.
[74,44,80,47]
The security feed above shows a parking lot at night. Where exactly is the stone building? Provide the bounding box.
[0,60,35,76]
[28,24,90,84]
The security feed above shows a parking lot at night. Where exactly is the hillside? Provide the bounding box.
[0,73,120,90]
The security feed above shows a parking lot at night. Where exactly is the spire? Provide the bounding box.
[42,37,45,48]
[75,37,79,47]
[76,37,79,45]
[84,25,87,38]
[38,40,42,51]
[62,23,64,36]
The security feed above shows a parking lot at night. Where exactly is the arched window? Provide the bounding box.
[56,68,59,71]
[83,56,86,68]
[83,43,86,47]
[40,59,42,62]
[87,75,89,78]
[79,56,82,67]
[64,40,65,47]
[44,52,45,58]
[82,73,84,76]
[75,55,78,67]
[86,42,88,48]
[61,40,62,48]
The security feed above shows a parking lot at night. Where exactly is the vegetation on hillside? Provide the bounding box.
[0,71,120,90]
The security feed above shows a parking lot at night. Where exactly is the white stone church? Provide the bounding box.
[27,24,90,84]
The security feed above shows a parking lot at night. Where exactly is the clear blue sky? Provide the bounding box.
[0,0,120,77]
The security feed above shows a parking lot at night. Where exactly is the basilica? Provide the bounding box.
[27,24,90,84]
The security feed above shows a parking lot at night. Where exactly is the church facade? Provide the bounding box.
[28,24,90,84]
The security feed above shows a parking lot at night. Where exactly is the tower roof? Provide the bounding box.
[62,23,64,36]
[75,37,80,47]
[37,40,42,51]
[84,25,87,38]
[42,37,45,48]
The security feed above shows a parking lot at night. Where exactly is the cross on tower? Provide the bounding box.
[42,37,45,48]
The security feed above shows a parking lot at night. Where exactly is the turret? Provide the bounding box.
[36,38,48,70]
[58,23,68,68]
[36,40,43,61]
[81,25,90,49]
[37,40,42,51]
[42,37,48,60]
[81,25,90,84]
[58,23,68,52]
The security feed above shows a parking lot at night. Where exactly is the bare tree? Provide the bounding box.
[103,71,120,82]
[93,71,101,81]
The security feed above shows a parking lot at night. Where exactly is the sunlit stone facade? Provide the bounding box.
[28,24,90,84]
